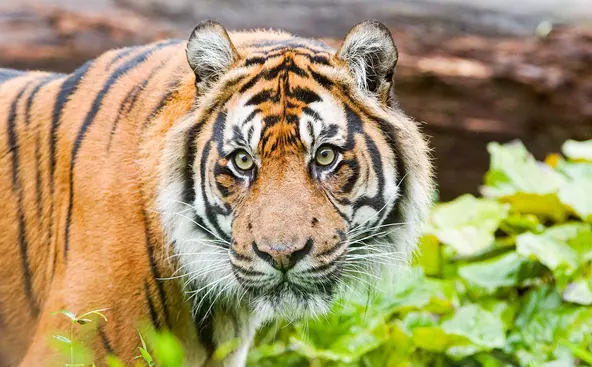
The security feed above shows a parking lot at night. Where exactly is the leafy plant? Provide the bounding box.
[51,308,108,367]
[248,139,592,367]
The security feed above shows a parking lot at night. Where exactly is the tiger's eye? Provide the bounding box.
[315,145,336,167]
[233,150,254,171]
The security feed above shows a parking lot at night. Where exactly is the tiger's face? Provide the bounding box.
[160,21,432,319]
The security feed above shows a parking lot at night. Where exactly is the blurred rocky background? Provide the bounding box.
[1,0,591,199]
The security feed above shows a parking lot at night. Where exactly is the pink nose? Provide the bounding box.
[252,239,313,271]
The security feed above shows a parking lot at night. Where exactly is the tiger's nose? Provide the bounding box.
[252,239,313,272]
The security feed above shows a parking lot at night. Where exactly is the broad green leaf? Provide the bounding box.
[434,227,495,257]
[441,304,506,350]
[458,252,539,293]
[53,335,72,344]
[563,280,592,305]
[556,160,592,180]
[410,327,450,352]
[562,139,592,161]
[500,193,567,222]
[558,177,592,222]
[430,194,508,231]
[516,232,579,276]
[428,195,507,256]
[499,213,544,234]
[483,141,566,197]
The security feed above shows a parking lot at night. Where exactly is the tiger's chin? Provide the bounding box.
[250,283,334,321]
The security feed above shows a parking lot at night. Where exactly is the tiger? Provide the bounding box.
[0,20,433,366]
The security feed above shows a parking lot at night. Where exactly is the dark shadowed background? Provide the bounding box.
[1,0,591,199]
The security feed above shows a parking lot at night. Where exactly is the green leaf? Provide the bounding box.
[458,252,539,293]
[428,194,507,256]
[430,194,508,231]
[151,331,185,367]
[483,141,566,197]
[51,310,76,321]
[516,232,579,277]
[556,160,592,180]
[53,335,72,344]
[500,193,568,222]
[558,177,592,222]
[138,348,153,364]
[562,139,592,161]
[415,234,441,276]
[499,213,544,234]
[563,280,592,305]
[441,304,506,350]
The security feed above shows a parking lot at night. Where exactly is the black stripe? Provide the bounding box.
[106,61,168,151]
[289,87,321,104]
[0,69,25,86]
[98,325,114,355]
[63,40,180,258]
[7,81,39,316]
[144,281,161,330]
[48,61,93,268]
[142,210,172,329]
[183,124,201,205]
[104,46,139,70]
[199,112,232,242]
[26,75,63,222]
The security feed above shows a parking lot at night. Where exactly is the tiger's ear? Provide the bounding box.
[337,20,398,97]
[186,20,239,90]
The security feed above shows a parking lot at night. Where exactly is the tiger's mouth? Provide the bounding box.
[232,259,343,318]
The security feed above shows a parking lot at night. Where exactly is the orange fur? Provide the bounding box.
[0,23,433,367]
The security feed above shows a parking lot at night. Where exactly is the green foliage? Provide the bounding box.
[50,308,109,367]
[248,140,592,367]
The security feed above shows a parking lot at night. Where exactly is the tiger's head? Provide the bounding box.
[159,20,433,319]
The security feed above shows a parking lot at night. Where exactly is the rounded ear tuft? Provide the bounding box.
[337,20,398,95]
[186,20,239,90]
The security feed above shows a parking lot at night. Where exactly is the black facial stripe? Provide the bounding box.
[309,68,334,89]
[289,87,321,104]
[345,106,387,215]
[340,158,361,194]
[198,111,232,241]
[245,89,277,106]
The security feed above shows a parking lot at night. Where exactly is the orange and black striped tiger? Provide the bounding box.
[0,20,433,366]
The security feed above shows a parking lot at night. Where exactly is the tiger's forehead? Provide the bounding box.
[223,42,343,158]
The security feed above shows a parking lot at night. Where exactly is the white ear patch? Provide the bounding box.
[186,20,239,89]
[337,20,398,93]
